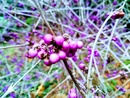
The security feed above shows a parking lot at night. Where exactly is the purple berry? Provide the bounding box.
[69,88,77,98]
[28,49,37,58]
[77,41,83,49]
[88,50,91,55]
[49,53,59,64]
[112,37,118,41]
[67,49,76,57]
[79,63,85,70]
[43,34,53,44]
[62,41,70,50]
[70,88,76,93]
[84,57,90,62]
[69,92,77,98]
[44,59,51,66]
[94,50,99,56]
[37,50,46,59]
[73,0,79,3]
[54,36,64,46]
[69,41,77,50]
[58,50,66,60]
[18,3,24,7]
[67,52,75,57]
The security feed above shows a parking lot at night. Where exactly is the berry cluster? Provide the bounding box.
[26,34,83,66]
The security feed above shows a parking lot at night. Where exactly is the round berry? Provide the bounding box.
[69,41,77,50]
[67,52,75,57]
[62,41,70,50]
[67,49,76,57]
[37,50,46,59]
[70,88,76,93]
[54,36,64,46]
[69,92,77,98]
[73,0,79,3]
[84,57,90,62]
[43,34,53,44]
[58,50,66,60]
[44,59,51,66]
[49,53,59,64]
[77,41,83,49]
[94,50,99,56]
[28,49,37,58]
[79,63,85,70]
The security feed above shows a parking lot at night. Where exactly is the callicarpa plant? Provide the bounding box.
[0,0,130,98]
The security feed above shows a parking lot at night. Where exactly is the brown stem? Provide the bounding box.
[63,60,85,97]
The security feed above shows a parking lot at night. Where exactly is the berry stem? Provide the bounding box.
[69,58,87,82]
[63,59,85,97]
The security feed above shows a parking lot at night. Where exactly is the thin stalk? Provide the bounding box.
[93,58,109,97]
[0,73,16,80]
[32,0,55,36]
[105,71,130,82]
[0,43,29,49]
[69,58,87,82]
[102,19,119,76]
[87,10,114,88]
[0,7,31,28]
[63,60,85,97]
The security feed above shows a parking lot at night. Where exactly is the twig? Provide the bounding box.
[63,60,85,98]
[0,43,29,49]
[32,0,55,36]
[69,58,87,82]
[87,10,114,89]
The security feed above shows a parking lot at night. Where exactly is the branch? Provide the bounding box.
[63,60,85,97]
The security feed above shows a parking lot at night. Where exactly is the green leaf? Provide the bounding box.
[42,87,51,95]
[26,18,34,25]
[110,80,117,86]
[44,81,51,88]
[105,83,114,92]
[124,59,130,65]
